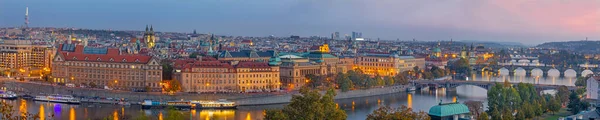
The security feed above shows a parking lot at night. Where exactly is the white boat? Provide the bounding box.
[142,99,237,109]
[191,99,237,109]
[0,91,17,100]
[407,86,416,92]
[34,94,80,104]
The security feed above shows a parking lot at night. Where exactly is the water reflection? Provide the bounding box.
[407,94,412,109]
[69,107,75,120]
[8,73,572,120]
[39,104,44,120]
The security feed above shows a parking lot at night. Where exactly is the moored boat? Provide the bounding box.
[0,90,17,100]
[34,94,80,104]
[142,99,237,109]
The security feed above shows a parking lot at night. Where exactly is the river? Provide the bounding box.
[4,74,573,120]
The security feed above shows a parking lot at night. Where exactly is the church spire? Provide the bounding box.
[150,25,154,32]
[145,25,149,32]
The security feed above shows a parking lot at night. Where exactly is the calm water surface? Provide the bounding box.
[6,74,573,120]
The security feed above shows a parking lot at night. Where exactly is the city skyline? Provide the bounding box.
[1,0,599,45]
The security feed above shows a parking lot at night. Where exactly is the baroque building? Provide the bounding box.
[51,44,163,91]
[174,60,280,93]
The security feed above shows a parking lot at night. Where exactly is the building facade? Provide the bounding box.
[355,53,425,76]
[0,39,55,77]
[52,44,163,91]
[174,60,280,93]
[279,44,352,90]
[586,75,600,100]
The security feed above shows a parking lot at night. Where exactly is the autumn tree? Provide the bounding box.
[366,105,430,120]
[264,87,346,120]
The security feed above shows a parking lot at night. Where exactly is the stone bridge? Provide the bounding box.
[411,80,577,91]
[472,64,599,77]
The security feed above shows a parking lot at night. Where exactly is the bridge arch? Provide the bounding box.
[451,84,491,91]
[564,69,576,78]
[514,67,526,76]
[548,69,560,77]
[582,70,593,77]
[499,68,509,76]
[531,68,543,77]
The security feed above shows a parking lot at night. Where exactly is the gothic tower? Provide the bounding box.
[144,25,156,48]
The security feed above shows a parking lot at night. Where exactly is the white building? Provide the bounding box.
[586,75,600,99]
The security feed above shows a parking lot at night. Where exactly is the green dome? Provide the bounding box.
[268,56,282,66]
[428,102,470,117]
[432,47,442,53]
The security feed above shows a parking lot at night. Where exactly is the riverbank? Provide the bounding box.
[1,81,409,106]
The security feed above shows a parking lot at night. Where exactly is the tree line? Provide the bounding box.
[484,82,589,120]
[307,66,450,92]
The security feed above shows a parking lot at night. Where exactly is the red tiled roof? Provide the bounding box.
[235,62,271,68]
[130,38,137,43]
[58,44,153,64]
[241,40,252,43]
[61,52,152,64]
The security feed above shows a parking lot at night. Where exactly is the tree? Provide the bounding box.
[464,101,483,118]
[305,74,323,89]
[477,112,489,120]
[384,76,394,86]
[548,96,561,114]
[161,60,173,80]
[490,109,502,120]
[166,80,181,92]
[374,74,384,86]
[165,106,189,120]
[394,72,409,85]
[449,58,471,76]
[335,73,353,92]
[366,106,430,120]
[568,91,590,114]
[575,76,588,87]
[264,109,287,120]
[557,86,570,105]
[264,87,346,120]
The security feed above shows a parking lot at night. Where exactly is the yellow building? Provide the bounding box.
[175,61,280,93]
[52,44,163,91]
[355,53,425,76]
[0,39,55,77]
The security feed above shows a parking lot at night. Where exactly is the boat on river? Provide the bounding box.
[34,94,81,104]
[142,99,236,109]
[0,90,17,100]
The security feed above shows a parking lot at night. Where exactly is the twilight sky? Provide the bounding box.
[1,0,598,44]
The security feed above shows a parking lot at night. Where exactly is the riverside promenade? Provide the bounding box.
[2,81,408,106]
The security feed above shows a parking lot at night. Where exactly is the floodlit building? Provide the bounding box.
[0,39,55,77]
[355,52,425,76]
[174,60,281,93]
[52,44,163,91]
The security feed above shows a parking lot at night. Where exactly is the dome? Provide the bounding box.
[428,102,470,117]
[268,56,281,66]
[432,47,442,53]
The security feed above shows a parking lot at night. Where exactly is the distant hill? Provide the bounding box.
[459,40,526,48]
[536,40,600,54]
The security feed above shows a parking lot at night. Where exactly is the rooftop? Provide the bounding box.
[428,102,470,117]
